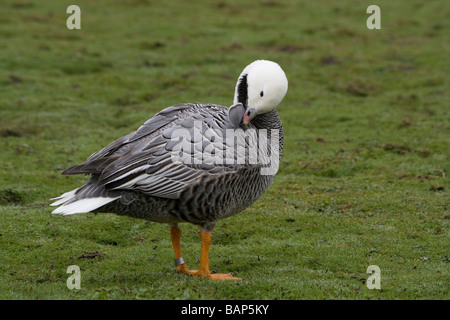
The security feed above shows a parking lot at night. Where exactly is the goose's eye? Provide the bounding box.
[260,91,264,97]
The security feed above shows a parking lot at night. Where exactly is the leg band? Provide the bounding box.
[175,257,186,266]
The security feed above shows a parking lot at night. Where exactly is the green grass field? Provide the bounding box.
[0,0,448,300]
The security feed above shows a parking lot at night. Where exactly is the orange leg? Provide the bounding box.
[170,225,189,274]
[169,226,241,281]
[191,231,241,281]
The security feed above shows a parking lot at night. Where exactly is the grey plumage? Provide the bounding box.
[55,102,283,232]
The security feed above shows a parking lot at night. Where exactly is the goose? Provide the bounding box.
[51,59,288,280]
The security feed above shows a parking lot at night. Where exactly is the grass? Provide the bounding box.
[0,0,448,300]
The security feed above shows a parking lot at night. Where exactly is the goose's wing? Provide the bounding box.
[62,103,255,199]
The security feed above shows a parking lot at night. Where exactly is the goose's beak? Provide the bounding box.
[241,107,256,127]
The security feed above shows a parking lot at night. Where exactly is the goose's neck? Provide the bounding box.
[252,110,284,160]
[252,109,281,130]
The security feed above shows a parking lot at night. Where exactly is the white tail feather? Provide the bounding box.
[51,188,119,215]
[49,188,80,207]
[52,197,119,215]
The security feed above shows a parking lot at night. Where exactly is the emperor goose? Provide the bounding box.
[51,60,288,280]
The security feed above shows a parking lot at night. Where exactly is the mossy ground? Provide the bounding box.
[0,0,448,299]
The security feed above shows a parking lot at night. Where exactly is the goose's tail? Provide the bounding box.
[50,177,120,215]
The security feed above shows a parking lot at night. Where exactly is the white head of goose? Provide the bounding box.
[51,60,288,280]
[233,59,288,127]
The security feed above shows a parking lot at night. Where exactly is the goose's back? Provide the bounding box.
[73,103,283,229]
